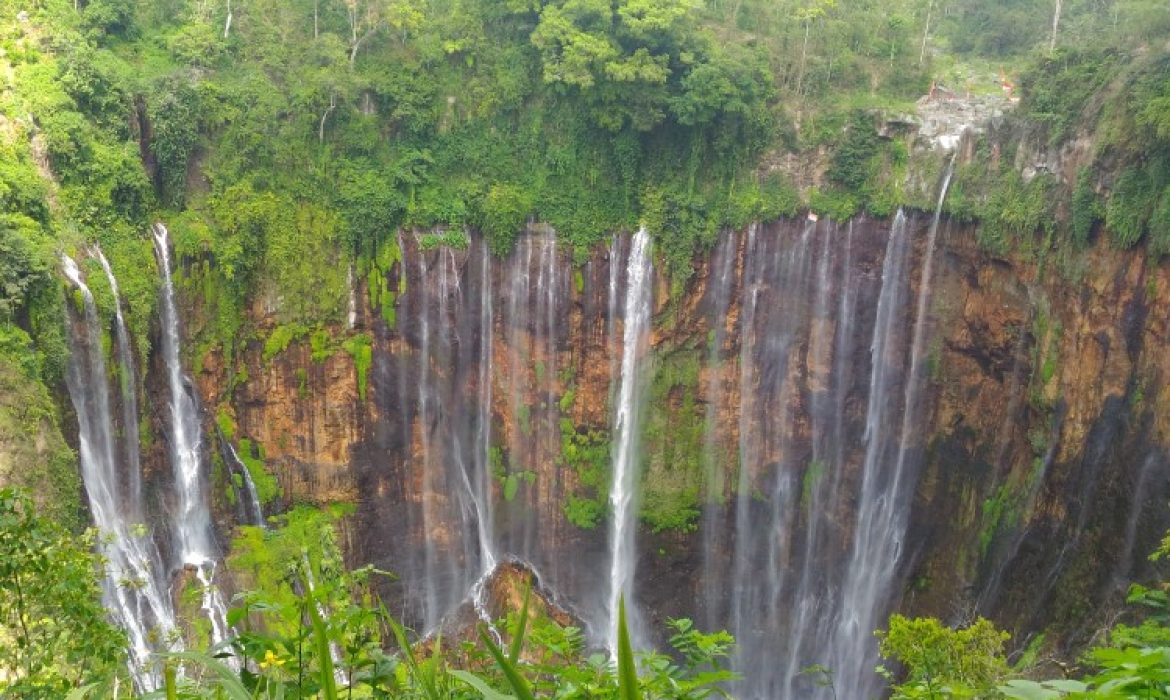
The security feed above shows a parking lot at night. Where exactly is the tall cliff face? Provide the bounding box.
[187,212,1168,693]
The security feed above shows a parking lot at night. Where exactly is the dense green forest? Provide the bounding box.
[3,0,1170,377]
[3,0,1170,696]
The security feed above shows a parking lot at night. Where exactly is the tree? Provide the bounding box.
[878,615,1010,699]
[0,488,126,698]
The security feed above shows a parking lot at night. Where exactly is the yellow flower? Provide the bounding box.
[259,649,286,669]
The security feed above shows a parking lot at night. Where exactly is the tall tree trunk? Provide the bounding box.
[223,0,232,39]
[319,93,336,143]
[1050,0,1063,52]
[314,0,319,39]
[920,0,934,66]
[797,20,811,97]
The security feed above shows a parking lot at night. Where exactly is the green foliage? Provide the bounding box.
[1106,167,1158,249]
[234,438,280,505]
[879,615,1010,699]
[0,215,52,320]
[558,403,611,529]
[0,488,126,697]
[975,172,1055,254]
[342,333,374,401]
[827,113,882,192]
[1070,168,1103,247]
[180,503,740,699]
[758,174,802,222]
[262,323,309,363]
[149,76,203,206]
[480,183,533,256]
[808,187,859,222]
[418,229,471,251]
[1150,186,1170,258]
[1020,49,1121,143]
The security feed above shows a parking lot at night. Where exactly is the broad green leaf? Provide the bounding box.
[617,596,641,700]
[451,669,517,700]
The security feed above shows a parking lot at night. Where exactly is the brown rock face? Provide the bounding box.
[189,216,1168,690]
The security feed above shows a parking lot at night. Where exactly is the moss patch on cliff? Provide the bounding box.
[342,334,373,402]
[236,438,280,506]
[640,350,704,533]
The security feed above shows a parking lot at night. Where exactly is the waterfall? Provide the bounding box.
[94,246,144,514]
[415,249,443,630]
[728,220,818,697]
[830,210,914,700]
[151,223,232,650]
[62,254,177,692]
[606,226,653,657]
[832,169,953,699]
[701,228,738,629]
[219,433,265,528]
[463,242,498,622]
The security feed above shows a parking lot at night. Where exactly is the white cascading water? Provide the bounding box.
[461,242,499,623]
[830,210,914,700]
[833,162,953,699]
[94,246,144,513]
[62,254,178,691]
[226,440,265,527]
[606,226,653,657]
[152,223,232,650]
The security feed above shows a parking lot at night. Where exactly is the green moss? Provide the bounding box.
[978,484,1017,558]
[801,460,825,510]
[364,238,403,330]
[263,323,309,363]
[309,329,337,363]
[216,407,236,441]
[640,351,703,533]
[342,333,373,401]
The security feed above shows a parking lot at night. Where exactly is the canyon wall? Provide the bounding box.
[186,212,1169,695]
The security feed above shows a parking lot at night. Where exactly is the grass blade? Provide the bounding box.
[167,651,253,700]
[450,669,517,700]
[617,596,641,700]
[479,625,536,700]
[165,661,177,700]
[508,584,531,664]
[307,596,338,700]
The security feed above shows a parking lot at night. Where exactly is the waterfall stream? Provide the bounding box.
[152,223,232,650]
[62,254,177,691]
[94,246,144,514]
[606,226,653,656]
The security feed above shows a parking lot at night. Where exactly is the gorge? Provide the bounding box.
[1,0,1169,697]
